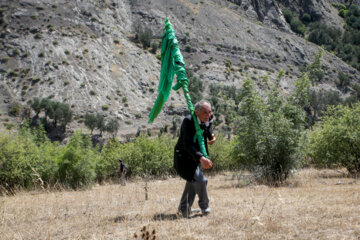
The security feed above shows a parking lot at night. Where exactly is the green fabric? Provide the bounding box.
[148,18,208,158]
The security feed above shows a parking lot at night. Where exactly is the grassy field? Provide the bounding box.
[0,169,359,240]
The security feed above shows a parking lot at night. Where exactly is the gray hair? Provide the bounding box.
[194,100,211,111]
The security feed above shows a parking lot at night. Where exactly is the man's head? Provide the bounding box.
[118,159,123,163]
[194,100,212,123]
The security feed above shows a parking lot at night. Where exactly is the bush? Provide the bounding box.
[8,102,22,116]
[282,9,294,23]
[56,131,99,188]
[310,104,360,175]
[135,25,153,49]
[208,134,237,171]
[106,118,119,138]
[97,139,122,182]
[188,71,203,104]
[301,13,311,23]
[84,113,97,134]
[0,125,59,191]
[290,18,307,36]
[337,72,351,87]
[118,135,176,177]
[232,79,305,184]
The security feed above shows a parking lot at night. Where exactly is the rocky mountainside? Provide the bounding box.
[0,0,359,140]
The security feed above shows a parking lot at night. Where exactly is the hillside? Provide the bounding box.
[0,0,359,140]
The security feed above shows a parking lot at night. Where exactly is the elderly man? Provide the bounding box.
[174,100,216,218]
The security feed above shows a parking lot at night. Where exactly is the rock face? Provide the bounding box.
[0,0,359,139]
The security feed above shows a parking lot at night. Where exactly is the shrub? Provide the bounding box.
[290,18,307,36]
[106,118,119,138]
[282,9,294,23]
[84,113,97,134]
[56,131,99,189]
[119,135,176,177]
[310,104,360,175]
[0,57,9,63]
[337,72,351,87]
[34,33,42,39]
[0,125,59,191]
[136,25,153,49]
[96,113,106,135]
[8,102,22,116]
[188,72,203,104]
[301,13,311,23]
[232,78,305,184]
[97,139,122,182]
[208,134,237,171]
[308,22,341,50]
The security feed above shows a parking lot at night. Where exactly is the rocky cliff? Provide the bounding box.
[0,0,359,140]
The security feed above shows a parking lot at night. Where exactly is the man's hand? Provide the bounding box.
[200,156,213,169]
[208,134,216,145]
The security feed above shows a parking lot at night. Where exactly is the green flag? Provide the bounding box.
[148,18,208,158]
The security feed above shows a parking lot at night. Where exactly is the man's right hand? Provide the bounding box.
[200,156,213,169]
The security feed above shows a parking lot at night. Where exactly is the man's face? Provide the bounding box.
[195,103,212,123]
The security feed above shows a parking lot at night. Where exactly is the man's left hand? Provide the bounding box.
[208,134,216,145]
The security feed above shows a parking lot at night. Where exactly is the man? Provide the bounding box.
[118,159,126,186]
[174,100,216,218]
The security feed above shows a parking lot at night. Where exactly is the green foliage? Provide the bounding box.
[290,18,307,36]
[309,5,360,71]
[0,125,59,191]
[337,72,351,87]
[118,135,176,177]
[96,113,106,135]
[291,72,311,108]
[282,9,307,36]
[106,118,119,138]
[29,98,73,128]
[282,9,294,23]
[187,70,204,104]
[232,78,305,184]
[208,134,237,171]
[135,23,153,49]
[309,89,342,119]
[96,139,122,182]
[8,102,22,117]
[84,113,97,134]
[306,50,324,83]
[56,131,99,188]
[301,13,311,23]
[308,22,341,51]
[150,41,158,54]
[309,104,360,174]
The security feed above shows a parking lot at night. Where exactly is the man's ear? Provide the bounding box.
[194,109,199,117]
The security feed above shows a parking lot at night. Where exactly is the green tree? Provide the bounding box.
[96,113,106,136]
[84,113,97,134]
[106,118,119,138]
[310,103,360,175]
[30,97,42,117]
[232,78,304,184]
[56,131,99,189]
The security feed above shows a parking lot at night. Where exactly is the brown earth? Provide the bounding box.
[0,168,359,239]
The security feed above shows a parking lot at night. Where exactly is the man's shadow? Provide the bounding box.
[152,212,203,221]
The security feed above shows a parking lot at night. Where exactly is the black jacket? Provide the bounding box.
[174,114,213,181]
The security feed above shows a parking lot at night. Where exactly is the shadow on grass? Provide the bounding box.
[113,215,127,223]
[152,212,204,221]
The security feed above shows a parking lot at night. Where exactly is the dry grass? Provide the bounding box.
[1,168,359,240]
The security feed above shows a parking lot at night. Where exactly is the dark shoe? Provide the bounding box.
[201,207,211,215]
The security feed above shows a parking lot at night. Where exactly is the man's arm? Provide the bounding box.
[180,117,203,161]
